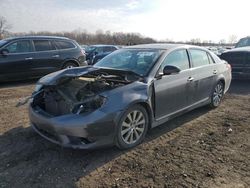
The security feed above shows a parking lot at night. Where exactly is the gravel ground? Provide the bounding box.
[0,80,249,188]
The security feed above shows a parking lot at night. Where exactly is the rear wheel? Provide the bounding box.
[210,81,224,108]
[116,105,149,149]
[63,62,77,69]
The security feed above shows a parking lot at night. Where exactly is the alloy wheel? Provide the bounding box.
[121,110,146,144]
[213,83,223,106]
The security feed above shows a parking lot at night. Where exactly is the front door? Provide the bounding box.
[154,49,192,120]
[0,39,34,80]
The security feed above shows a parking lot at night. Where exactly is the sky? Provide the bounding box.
[0,0,249,42]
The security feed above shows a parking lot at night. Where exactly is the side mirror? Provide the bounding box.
[94,51,98,55]
[163,65,181,75]
[0,49,9,56]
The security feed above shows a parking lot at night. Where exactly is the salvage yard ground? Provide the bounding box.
[0,80,249,188]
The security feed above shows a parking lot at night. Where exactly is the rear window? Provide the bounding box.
[33,40,56,51]
[235,38,250,48]
[103,46,117,52]
[55,40,75,49]
[189,49,210,67]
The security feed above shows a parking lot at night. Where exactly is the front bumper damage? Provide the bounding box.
[29,104,121,149]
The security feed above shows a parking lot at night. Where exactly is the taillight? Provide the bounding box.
[226,63,231,70]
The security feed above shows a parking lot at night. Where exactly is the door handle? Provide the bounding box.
[25,57,33,60]
[52,55,59,58]
[213,70,217,74]
[187,77,194,82]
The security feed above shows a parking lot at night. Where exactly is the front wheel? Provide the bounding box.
[116,105,149,149]
[210,81,224,108]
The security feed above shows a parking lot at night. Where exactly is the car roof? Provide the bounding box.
[4,36,70,41]
[125,43,201,50]
[90,44,118,47]
[224,47,250,53]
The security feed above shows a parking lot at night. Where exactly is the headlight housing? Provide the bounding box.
[72,95,107,114]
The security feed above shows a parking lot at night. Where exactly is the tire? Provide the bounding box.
[210,81,224,108]
[62,62,77,69]
[116,105,149,149]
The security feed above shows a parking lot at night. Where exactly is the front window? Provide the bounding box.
[94,49,162,76]
[5,40,32,53]
[160,49,190,72]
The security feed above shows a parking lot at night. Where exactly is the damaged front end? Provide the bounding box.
[31,68,139,117]
[27,67,143,148]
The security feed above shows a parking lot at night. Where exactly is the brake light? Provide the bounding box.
[226,63,231,70]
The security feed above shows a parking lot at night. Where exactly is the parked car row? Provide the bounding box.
[0,36,122,82]
[83,44,120,65]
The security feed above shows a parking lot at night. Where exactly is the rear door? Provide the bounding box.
[0,39,34,80]
[31,39,60,77]
[154,49,192,120]
[188,49,217,103]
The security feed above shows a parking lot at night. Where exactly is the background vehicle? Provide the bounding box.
[80,44,87,51]
[220,47,250,79]
[29,44,231,150]
[0,36,87,81]
[235,36,250,48]
[85,45,119,65]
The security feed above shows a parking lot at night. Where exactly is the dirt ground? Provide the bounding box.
[0,80,249,188]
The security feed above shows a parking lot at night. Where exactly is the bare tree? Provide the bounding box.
[228,35,237,44]
[0,16,11,39]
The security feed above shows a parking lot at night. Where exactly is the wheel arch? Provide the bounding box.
[123,100,153,131]
[216,76,226,92]
[61,59,80,69]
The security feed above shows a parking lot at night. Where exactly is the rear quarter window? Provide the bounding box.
[55,40,75,49]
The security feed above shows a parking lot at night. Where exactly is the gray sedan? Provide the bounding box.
[29,44,231,149]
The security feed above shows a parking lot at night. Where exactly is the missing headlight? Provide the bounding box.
[72,95,106,114]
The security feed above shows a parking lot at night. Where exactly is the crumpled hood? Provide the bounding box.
[38,66,99,85]
[37,66,142,86]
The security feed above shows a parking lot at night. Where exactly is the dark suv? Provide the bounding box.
[220,47,250,79]
[0,36,87,81]
[85,45,119,65]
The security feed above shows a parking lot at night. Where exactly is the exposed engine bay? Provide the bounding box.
[32,71,138,116]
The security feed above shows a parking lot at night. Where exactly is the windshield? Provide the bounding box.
[94,49,163,76]
[0,40,7,48]
[85,46,96,53]
[235,38,250,48]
